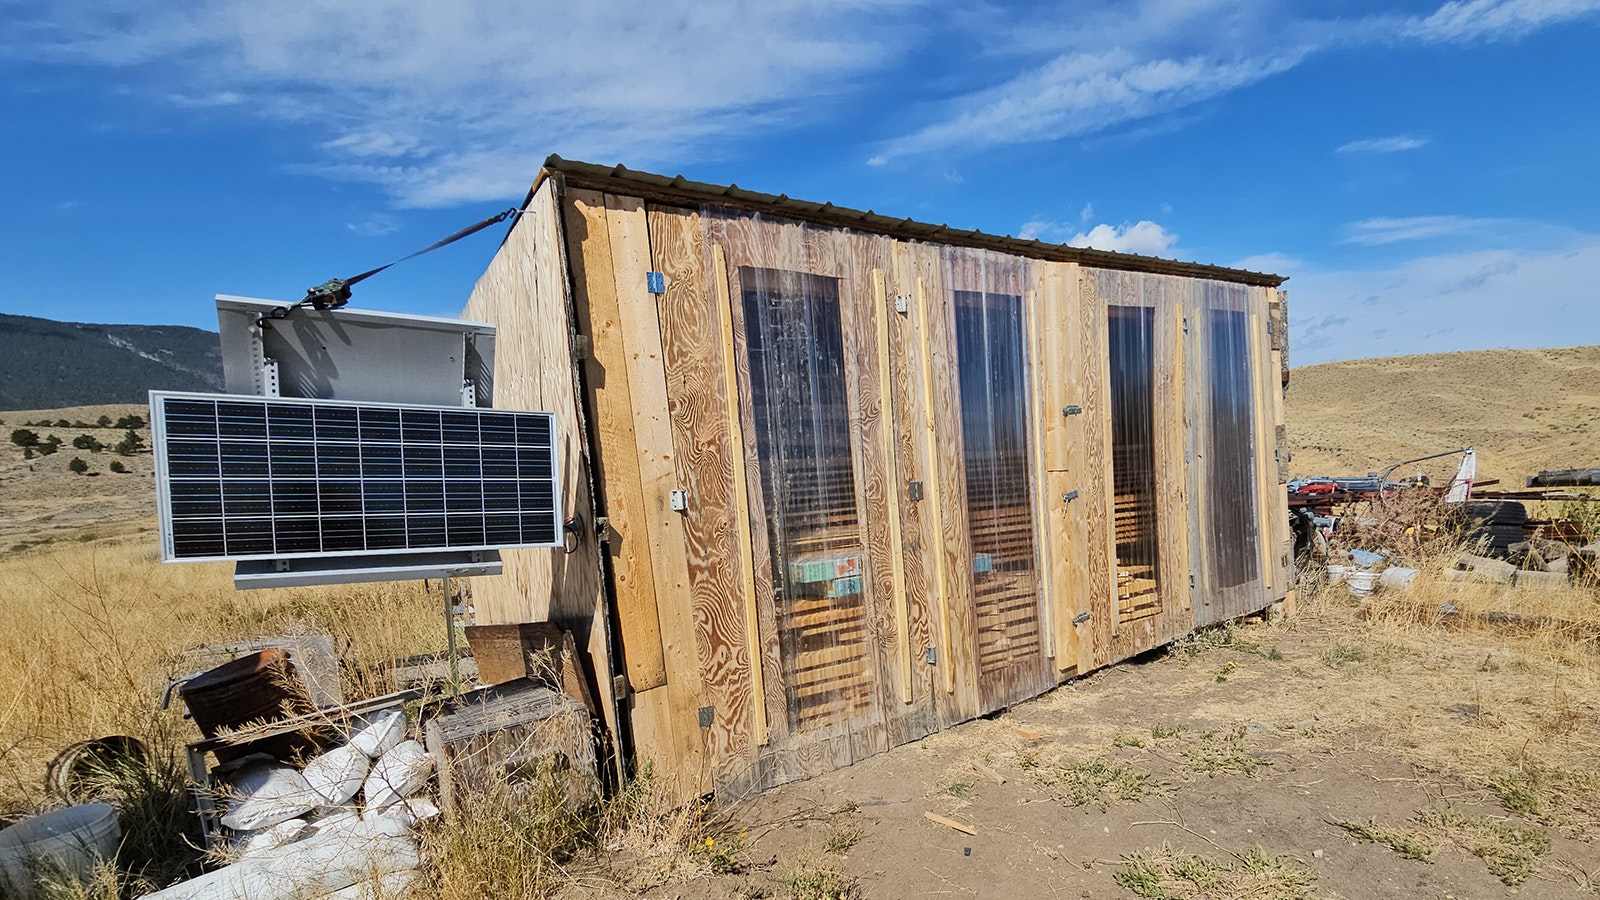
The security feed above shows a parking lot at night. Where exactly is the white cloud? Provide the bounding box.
[1404,0,1600,42]
[871,0,1600,162]
[1342,215,1494,245]
[1336,135,1429,153]
[1287,237,1600,364]
[6,0,916,206]
[1020,216,1178,255]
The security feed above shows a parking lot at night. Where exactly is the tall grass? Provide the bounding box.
[0,538,445,820]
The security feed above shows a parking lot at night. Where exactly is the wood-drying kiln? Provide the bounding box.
[461,156,1293,801]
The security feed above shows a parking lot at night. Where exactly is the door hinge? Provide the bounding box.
[646,271,667,294]
[594,516,616,545]
[613,674,629,701]
[924,646,938,665]
[894,294,910,315]
[572,334,592,360]
[669,489,689,512]
[908,480,925,501]
[697,705,715,728]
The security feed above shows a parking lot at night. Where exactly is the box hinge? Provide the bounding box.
[572,334,592,361]
[647,271,667,294]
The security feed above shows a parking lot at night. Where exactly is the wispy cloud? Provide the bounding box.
[1337,135,1429,154]
[346,214,402,238]
[1287,236,1600,363]
[3,0,917,206]
[871,0,1600,163]
[1342,215,1494,245]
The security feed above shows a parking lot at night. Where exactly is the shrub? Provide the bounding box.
[115,414,147,430]
[9,428,39,448]
[109,460,128,474]
[72,434,104,452]
[55,418,71,428]
[96,415,112,428]
[68,457,89,474]
[115,430,145,456]
[36,437,59,456]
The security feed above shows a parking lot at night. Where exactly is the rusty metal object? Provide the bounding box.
[179,649,315,762]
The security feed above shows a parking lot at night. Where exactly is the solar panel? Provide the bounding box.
[151,392,561,562]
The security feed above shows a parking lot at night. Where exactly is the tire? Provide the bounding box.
[1461,501,1527,527]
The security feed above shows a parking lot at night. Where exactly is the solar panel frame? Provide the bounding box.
[151,392,562,563]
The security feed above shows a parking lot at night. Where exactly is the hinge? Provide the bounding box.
[908,480,924,501]
[1189,573,1196,589]
[669,489,689,512]
[572,334,592,361]
[1182,316,1190,333]
[924,646,938,665]
[594,516,616,544]
[1267,319,1276,335]
[1062,404,1082,417]
[894,294,910,315]
[613,674,629,701]
[697,705,714,728]
[646,271,667,294]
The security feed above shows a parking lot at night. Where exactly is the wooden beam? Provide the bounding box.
[712,242,769,748]
[1024,275,1056,662]
[873,268,913,705]
[914,274,955,695]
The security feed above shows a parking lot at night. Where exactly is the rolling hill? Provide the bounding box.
[1284,344,1600,486]
[0,312,222,409]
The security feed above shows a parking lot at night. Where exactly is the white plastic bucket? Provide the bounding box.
[0,803,120,897]
[1346,569,1379,597]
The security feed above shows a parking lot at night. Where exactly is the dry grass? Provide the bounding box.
[1336,808,1553,885]
[1113,843,1316,900]
[0,538,445,819]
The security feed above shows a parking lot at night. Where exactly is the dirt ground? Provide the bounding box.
[577,600,1600,900]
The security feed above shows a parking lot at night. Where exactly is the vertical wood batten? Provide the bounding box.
[872,267,913,704]
[711,242,768,747]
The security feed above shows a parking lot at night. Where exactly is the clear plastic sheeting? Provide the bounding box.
[1106,305,1161,625]
[947,249,1045,708]
[1199,287,1260,609]
[738,264,873,734]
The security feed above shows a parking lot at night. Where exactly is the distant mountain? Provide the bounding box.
[0,312,223,409]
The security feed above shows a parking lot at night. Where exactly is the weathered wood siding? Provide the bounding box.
[467,183,1288,801]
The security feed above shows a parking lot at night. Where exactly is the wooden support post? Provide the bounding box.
[712,243,768,747]
[1024,281,1056,660]
[873,269,913,704]
[914,275,955,694]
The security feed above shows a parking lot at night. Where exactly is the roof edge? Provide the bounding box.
[539,155,1286,288]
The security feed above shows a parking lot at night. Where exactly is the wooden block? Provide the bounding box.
[425,680,596,813]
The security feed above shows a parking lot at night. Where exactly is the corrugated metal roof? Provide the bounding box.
[540,155,1287,288]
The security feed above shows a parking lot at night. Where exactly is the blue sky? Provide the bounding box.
[1,0,1596,364]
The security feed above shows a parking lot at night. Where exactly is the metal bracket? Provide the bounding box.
[613,675,629,701]
[594,516,616,545]
[894,294,910,315]
[924,646,938,665]
[261,358,281,398]
[697,705,714,728]
[908,480,925,501]
[646,271,667,294]
[1073,611,1091,625]
[669,489,689,512]
[1062,404,1082,417]
[460,380,476,407]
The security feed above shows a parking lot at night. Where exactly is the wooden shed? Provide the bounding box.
[461,156,1293,801]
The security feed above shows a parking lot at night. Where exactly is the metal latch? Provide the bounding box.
[1062,404,1082,416]
[669,489,689,512]
[647,271,667,294]
[1062,490,1079,504]
[1073,611,1091,624]
[908,480,924,501]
